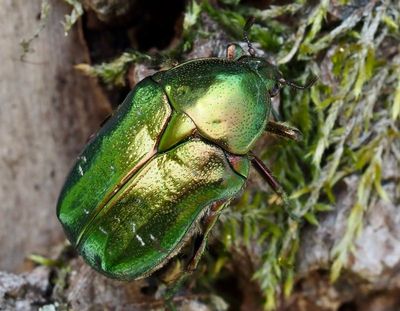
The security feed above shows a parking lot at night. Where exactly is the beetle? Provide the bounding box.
[57,18,316,282]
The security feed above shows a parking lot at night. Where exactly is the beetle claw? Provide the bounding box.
[280,193,301,221]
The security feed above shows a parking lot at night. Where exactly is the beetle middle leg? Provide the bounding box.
[250,154,299,219]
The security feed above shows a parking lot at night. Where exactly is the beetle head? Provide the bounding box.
[241,56,318,97]
[238,56,284,97]
[240,17,318,97]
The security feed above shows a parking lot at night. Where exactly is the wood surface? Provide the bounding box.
[0,0,110,272]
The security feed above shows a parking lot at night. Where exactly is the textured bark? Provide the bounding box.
[288,176,400,311]
[0,0,110,272]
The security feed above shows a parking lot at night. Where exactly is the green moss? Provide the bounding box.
[27,254,63,268]
[75,52,151,87]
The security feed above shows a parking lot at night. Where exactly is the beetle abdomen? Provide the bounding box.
[57,77,172,245]
[77,139,249,280]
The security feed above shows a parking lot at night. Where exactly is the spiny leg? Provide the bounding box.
[164,200,227,302]
[271,107,281,122]
[226,16,257,61]
[186,200,227,272]
[250,154,299,219]
[265,121,302,141]
[243,16,256,56]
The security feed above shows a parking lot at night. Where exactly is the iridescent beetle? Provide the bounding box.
[57,17,316,281]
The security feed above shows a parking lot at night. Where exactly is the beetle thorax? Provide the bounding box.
[153,58,271,155]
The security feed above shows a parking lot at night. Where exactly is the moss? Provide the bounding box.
[62,0,83,36]
[75,51,151,87]
[20,0,51,61]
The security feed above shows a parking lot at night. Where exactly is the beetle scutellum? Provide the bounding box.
[57,17,316,283]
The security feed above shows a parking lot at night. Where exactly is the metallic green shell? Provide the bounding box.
[57,77,171,244]
[153,58,270,155]
[57,56,273,280]
[158,111,196,152]
[78,139,248,280]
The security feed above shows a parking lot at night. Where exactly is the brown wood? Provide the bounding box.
[0,0,110,272]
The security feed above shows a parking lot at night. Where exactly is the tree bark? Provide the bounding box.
[0,0,110,272]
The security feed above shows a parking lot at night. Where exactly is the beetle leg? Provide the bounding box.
[265,121,302,141]
[186,200,227,272]
[163,201,227,303]
[250,154,299,219]
[167,201,226,281]
[243,16,256,57]
[251,155,282,195]
[271,107,281,121]
[226,15,258,61]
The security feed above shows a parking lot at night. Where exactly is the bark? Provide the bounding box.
[0,0,110,272]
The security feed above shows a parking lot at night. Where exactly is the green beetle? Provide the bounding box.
[57,19,316,281]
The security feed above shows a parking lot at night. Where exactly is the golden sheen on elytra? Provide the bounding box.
[57,51,289,280]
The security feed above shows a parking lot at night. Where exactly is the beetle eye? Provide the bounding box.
[269,83,281,97]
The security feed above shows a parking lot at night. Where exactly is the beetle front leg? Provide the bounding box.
[265,120,302,141]
[250,154,299,219]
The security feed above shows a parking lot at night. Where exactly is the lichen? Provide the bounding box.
[75,51,151,87]
[62,0,84,36]
[20,0,51,61]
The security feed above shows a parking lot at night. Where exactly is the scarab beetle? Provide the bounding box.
[57,18,316,281]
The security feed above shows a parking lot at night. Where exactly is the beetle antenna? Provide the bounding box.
[280,75,318,90]
[243,16,256,57]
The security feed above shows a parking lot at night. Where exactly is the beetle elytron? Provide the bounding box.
[57,18,316,281]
